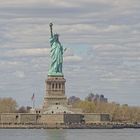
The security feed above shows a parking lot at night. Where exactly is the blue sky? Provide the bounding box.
[0,0,140,107]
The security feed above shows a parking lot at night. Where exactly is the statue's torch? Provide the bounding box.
[49,23,53,38]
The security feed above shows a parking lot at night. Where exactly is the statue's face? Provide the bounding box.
[54,34,59,41]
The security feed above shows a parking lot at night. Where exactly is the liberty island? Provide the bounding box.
[0,23,140,129]
[0,23,111,128]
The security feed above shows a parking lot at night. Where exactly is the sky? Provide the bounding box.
[0,0,140,107]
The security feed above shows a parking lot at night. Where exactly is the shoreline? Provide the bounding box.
[0,123,140,129]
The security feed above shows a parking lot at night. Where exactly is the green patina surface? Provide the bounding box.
[48,23,65,76]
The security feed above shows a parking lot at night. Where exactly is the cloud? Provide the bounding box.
[14,71,25,78]
[64,55,82,62]
[0,48,50,58]
[0,0,77,7]
[0,0,140,106]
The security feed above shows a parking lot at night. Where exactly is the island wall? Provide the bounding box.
[0,113,110,126]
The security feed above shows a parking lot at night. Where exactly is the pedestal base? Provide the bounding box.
[43,76,67,111]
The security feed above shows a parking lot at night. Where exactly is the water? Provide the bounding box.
[0,129,140,140]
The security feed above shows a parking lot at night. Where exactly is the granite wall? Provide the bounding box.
[84,113,110,123]
[39,114,64,124]
[0,113,110,124]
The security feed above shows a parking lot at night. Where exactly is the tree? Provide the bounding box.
[73,100,96,113]
[0,97,17,113]
[85,93,94,102]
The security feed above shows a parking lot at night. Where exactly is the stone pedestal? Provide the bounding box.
[43,76,67,111]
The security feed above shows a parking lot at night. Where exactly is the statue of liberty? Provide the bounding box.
[48,23,66,76]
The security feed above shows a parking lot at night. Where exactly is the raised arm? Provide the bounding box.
[49,23,53,38]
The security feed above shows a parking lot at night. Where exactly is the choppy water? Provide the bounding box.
[0,129,140,140]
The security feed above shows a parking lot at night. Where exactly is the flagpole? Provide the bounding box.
[31,93,35,109]
[33,98,35,109]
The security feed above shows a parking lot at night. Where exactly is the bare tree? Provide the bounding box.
[0,97,17,113]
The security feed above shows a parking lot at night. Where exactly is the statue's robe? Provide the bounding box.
[48,35,63,76]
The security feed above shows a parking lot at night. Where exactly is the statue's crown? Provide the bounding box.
[54,33,59,37]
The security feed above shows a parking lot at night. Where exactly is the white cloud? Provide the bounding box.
[0,0,78,8]
[64,55,82,62]
[0,0,140,106]
[0,48,50,58]
[14,71,25,78]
